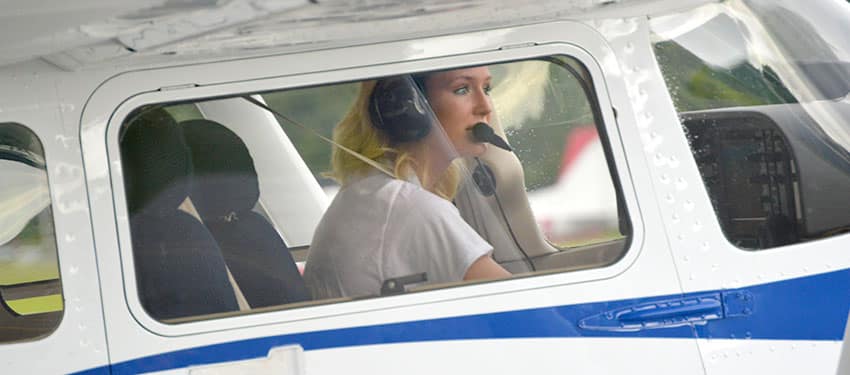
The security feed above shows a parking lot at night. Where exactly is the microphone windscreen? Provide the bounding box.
[472,122,512,152]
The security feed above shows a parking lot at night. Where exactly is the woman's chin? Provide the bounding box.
[465,143,487,157]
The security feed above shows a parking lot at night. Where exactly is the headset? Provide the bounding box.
[368,75,432,144]
[369,74,513,152]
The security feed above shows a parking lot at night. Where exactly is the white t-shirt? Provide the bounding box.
[303,172,493,299]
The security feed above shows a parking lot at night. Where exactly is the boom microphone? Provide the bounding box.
[471,122,512,152]
[472,122,513,152]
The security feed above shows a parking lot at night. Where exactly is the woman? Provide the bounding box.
[303,66,511,299]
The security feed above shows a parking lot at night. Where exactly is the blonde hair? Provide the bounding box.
[329,80,461,200]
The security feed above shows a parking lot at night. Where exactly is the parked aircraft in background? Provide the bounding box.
[527,125,620,245]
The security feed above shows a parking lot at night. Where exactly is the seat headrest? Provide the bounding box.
[181,119,260,219]
[120,108,191,215]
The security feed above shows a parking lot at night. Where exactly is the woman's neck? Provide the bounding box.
[409,144,452,192]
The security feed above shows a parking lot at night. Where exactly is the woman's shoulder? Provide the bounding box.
[390,184,458,225]
[342,172,454,213]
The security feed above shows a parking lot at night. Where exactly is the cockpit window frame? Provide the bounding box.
[93,22,646,337]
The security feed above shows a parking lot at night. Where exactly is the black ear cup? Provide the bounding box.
[369,76,432,143]
[472,159,497,197]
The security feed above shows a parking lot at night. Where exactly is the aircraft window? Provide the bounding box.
[263,83,359,197]
[0,123,63,343]
[118,55,630,321]
[495,58,625,250]
[652,0,850,250]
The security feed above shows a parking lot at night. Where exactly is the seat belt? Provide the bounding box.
[179,198,251,311]
[226,267,251,311]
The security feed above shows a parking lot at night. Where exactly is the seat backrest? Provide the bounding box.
[182,119,311,307]
[120,109,238,320]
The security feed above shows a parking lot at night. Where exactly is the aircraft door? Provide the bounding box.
[81,21,708,374]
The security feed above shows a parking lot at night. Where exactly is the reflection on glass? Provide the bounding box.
[489,59,622,248]
[652,0,850,250]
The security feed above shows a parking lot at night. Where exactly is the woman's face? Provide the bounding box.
[424,67,493,158]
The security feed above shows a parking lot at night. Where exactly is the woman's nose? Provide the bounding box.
[473,90,493,117]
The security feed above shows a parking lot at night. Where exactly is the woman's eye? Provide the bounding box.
[484,85,492,95]
[453,86,469,95]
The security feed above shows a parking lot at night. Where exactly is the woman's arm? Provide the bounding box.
[463,255,511,281]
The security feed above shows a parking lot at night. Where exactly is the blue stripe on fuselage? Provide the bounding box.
[82,269,849,374]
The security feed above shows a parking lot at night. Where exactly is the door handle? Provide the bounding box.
[579,291,753,332]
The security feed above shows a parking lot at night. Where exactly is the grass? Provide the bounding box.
[6,295,63,315]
